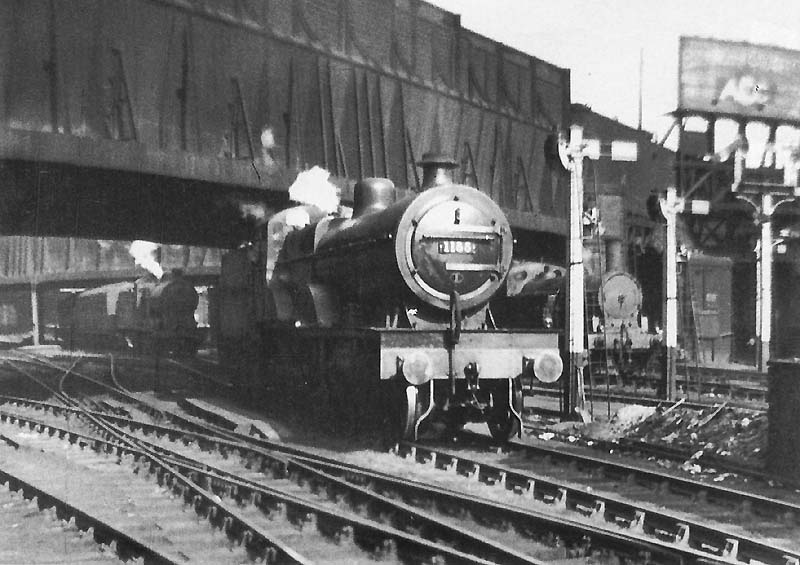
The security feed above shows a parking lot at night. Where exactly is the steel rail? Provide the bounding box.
[521,422,798,489]
[0,398,718,564]
[0,462,189,565]
[131,436,525,565]
[458,430,800,522]
[0,405,503,565]
[527,385,766,411]
[403,435,800,565]
[2,369,319,564]
[287,452,728,565]
[83,404,743,564]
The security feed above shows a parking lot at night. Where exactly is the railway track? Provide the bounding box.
[0,395,712,564]
[391,433,800,565]
[1,356,517,564]
[2,350,792,564]
[0,447,131,565]
[584,365,767,403]
[520,419,800,492]
[1,404,511,563]
[0,421,253,564]
[526,363,769,410]
[528,385,767,413]
[0,356,702,564]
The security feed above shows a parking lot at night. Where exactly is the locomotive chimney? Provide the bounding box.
[418,152,458,191]
[352,177,396,217]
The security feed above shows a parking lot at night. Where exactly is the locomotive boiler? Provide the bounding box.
[216,156,563,440]
[59,269,201,355]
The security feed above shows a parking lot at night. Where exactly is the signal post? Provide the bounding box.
[561,125,590,421]
[730,145,799,371]
[559,124,641,419]
[659,186,709,399]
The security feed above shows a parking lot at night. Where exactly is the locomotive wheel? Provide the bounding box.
[487,378,524,441]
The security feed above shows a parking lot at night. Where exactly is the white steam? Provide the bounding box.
[288,166,340,214]
[240,202,268,222]
[285,207,311,229]
[129,240,164,279]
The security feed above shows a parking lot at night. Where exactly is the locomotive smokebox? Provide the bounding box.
[353,177,396,217]
[418,152,458,190]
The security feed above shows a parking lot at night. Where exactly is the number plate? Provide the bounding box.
[438,240,477,254]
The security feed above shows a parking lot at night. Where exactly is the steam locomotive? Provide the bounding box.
[58,269,202,355]
[491,268,661,378]
[214,156,564,440]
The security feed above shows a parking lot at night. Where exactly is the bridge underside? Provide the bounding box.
[0,129,293,248]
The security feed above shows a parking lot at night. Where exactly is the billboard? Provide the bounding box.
[679,36,800,124]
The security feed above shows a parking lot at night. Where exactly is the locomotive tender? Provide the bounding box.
[58,270,201,355]
[216,156,563,440]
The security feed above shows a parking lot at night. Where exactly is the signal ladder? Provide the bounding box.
[582,187,615,419]
[677,259,702,400]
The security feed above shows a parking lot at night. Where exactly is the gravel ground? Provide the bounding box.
[529,401,768,470]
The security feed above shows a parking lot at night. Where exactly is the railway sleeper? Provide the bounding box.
[629,510,646,533]
[465,463,481,481]
[574,500,596,517]
[486,470,507,487]
[674,523,690,546]
[722,539,739,561]
[443,456,458,473]
[514,478,535,498]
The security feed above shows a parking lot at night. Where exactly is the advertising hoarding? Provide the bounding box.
[679,36,800,124]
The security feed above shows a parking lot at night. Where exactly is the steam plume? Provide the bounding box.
[288,166,340,214]
[129,240,164,279]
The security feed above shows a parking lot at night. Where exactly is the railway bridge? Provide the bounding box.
[0,0,574,246]
[0,0,578,344]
